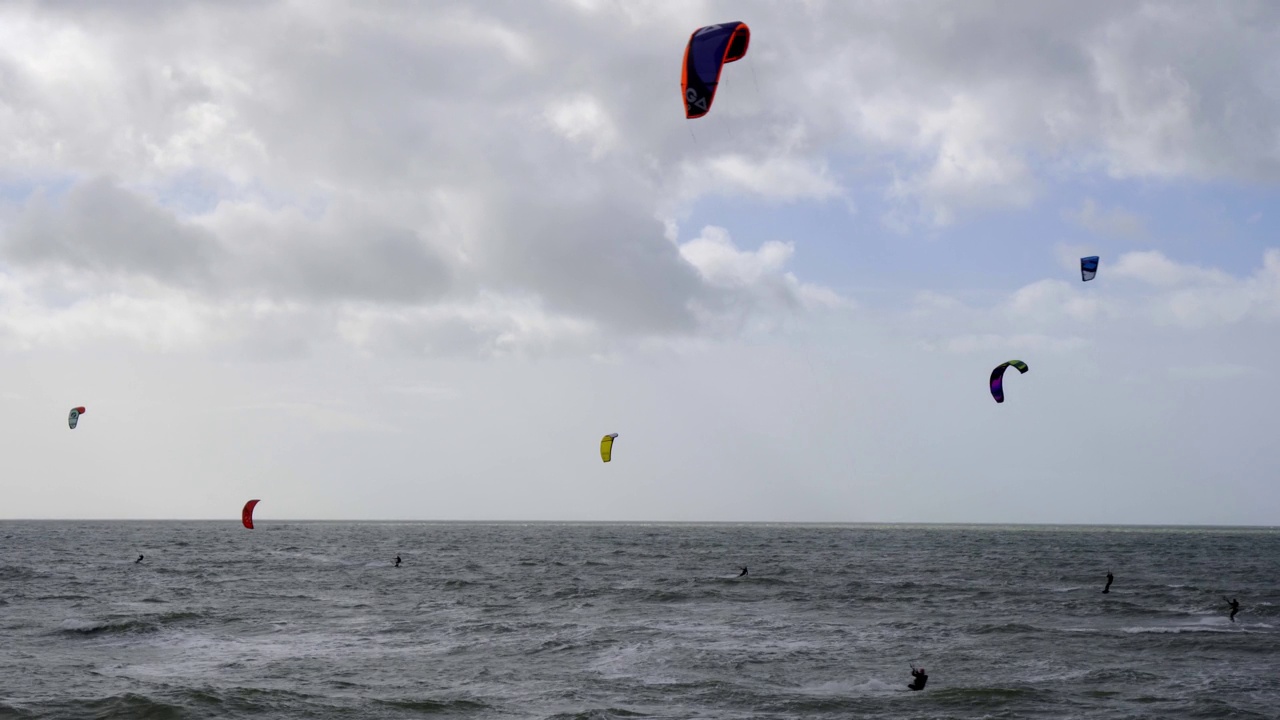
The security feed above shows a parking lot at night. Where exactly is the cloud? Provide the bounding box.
[1109,250,1233,287]
[1166,363,1260,381]
[678,226,793,288]
[928,332,1089,355]
[202,200,455,305]
[675,153,844,206]
[544,95,619,159]
[1006,279,1104,322]
[2,176,222,283]
[1,1,1279,355]
[931,248,1280,334]
[1067,198,1146,240]
[678,225,848,333]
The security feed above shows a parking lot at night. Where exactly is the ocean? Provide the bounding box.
[1,522,1277,719]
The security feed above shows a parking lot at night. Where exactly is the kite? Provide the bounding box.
[1081,256,1099,282]
[990,361,1029,404]
[68,406,86,430]
[242,499,260,529]
[600,433,619,463]
[681,21,750,119]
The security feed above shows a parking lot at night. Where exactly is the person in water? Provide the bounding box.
[908,665,928,691]
[738,567,748,577]
[1225,597,1239,622]
[395,555,402,568]
[1103,571,1113,594]
[135,555,144,564]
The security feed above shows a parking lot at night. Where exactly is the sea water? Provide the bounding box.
[1,522,1277,718]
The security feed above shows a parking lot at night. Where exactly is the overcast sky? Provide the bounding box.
[2,0,1278,524]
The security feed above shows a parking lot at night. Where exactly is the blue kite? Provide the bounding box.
[1081,256,1100,282]
[681,22,750,119]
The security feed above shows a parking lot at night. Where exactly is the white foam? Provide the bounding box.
[589,642,681,685]
[59,618,106,632]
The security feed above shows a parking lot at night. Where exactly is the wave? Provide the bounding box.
[1081,667,1162,683]
[0,566,42,581]
[797,678,898,696]
[712,576,793,586]
[968,622,1043,635]
[930,685,1055,706]
[30,693,185,719]
[0,700,34,718]
[627,589,693,603]
[443,579,484,589]
[1121,624,1235,634]
[57,618,159,637]
[56,610,205,637]
[546,709,648,719]
[374,697,490,713]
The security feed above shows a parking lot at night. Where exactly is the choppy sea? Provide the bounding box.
[1,522,1277,719]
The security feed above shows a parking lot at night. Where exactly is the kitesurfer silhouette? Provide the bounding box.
[395,555,402,568]
[1103,571,1113,594]
[908,665,928,691]
[1225,597,1239,622]
[135,555,144,564]
[738,567,748,577]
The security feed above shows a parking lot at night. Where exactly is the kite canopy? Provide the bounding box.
[681,21,750,119]
[68,406,86,430]
[1081,256,1100,282]
[989,360,1029,403]
[242,499,260,529]
[600,433,619,463]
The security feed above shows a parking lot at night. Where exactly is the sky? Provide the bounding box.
[1,0,1278,524]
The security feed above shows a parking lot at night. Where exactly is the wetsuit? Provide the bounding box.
[1227,598,1239,622]
[908,668,928,691]
[135,555,144,564]
[395,556,402,568]
[1103,572,1113,593]
[738,567,748,577]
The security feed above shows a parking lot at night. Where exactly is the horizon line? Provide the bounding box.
[0,518,1276,529]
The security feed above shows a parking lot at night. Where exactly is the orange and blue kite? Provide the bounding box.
[682,22,750,119]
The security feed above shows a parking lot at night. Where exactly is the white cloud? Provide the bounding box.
[1067,198,1146,239]
[1110,250,1233,287]
[544,95,618,159]
[678,226,793,288]
[678,225,848,334]
[1006,279,1104,322]
[931,333,1089,355]
[675,153,844,206]
[1,2,1279,524]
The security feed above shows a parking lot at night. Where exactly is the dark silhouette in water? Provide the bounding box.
[738,567,748,577]
[135,555,144,564]
[1225,597,1239,622]
[395,555,402,568]
[1103,571,1113,594]
[908,665,928,691]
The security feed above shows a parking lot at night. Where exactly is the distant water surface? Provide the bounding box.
[1,522,1277,719]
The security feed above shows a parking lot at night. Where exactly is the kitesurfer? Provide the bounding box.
[135,555,144,564]
[1103,571,1113,594]
[395,555,402,568]
[1225,597,1239,622]
[908,665,928,691]
[738,567,748,577]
